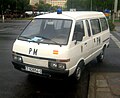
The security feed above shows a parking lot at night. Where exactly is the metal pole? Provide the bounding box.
[2,0,4,23]
[71,0,72,8]
[113,0,118,23]
[2,14,4,23]
[114,0,118,13]
[91,0,92,11]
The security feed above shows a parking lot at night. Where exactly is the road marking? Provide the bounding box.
[0,29,6,32]
[111,33,120,48]
[116,32,120,37]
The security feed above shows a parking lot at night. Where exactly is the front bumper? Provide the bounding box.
[12,61,69,79]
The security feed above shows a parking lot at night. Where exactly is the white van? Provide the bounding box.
[12,10,110,81]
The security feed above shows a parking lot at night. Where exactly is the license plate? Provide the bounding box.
[25,66,42,74]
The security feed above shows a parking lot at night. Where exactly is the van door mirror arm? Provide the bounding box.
[73,32,78,45]
[74,40,77,45]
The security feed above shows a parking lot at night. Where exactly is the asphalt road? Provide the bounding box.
[0,20,120,98]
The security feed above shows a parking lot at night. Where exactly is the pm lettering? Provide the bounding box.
[29,48,38,55]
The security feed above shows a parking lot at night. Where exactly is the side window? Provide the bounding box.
[90,19,101,35]
[85,20,91,37]
[100,18,108,31]
[72,20,85,41]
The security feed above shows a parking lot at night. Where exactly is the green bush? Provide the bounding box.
[108,20,115,31]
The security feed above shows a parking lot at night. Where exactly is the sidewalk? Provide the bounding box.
[114,22,120,33]
[88,23,120,98]
[88,73,120,98]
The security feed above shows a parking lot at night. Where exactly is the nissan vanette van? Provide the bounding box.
[12,10,110,81]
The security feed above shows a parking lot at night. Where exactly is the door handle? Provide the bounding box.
[84,42,87,45]
[94,38,96,42]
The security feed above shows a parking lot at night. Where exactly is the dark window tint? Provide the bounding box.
[73,20,85,41]
[74,21,84,35]
[90,19,101,35]
[100,18,108,31]
[85,20,91,37]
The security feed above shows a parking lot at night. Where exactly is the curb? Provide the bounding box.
[88,73,95,98]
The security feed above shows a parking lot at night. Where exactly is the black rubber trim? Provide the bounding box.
[103,37,110,43]
[13,52,56,61]
[12,61,69,79]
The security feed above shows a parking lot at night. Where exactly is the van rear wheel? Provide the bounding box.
[97,49,105,62]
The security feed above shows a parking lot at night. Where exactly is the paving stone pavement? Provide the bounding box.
[114,22,120,32]
[88,23,120,98]
[88,73,120,98]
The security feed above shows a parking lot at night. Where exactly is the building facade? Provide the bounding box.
[29,0,67,8]
[29,0,39,6]
[45,0,67,8]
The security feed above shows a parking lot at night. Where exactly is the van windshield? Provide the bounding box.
[19,18,72,45]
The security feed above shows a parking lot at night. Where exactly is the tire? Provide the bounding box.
[97,48,105,62]
[73,62,83,81]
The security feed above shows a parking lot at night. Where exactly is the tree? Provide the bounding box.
[0,0,30,15]
[16,0,30,13]
[66,0,90,11]
[37,1,51,12]
[92,0,114,11]
[66,0,119,12]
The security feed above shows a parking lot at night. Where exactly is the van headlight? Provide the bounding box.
[13,53,23,63]
[49,61,66,70]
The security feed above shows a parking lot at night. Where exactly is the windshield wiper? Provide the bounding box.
[38,36,62,47]
[19,36,40,44]
[19,36,62,47]
[19,36,31,40]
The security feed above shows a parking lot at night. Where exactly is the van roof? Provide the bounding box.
[35,11,105,20]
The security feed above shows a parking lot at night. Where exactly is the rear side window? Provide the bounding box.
[100,18,108,31]
[90,19,101,35]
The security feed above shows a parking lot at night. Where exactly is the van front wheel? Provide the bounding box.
[75,66,81,81]
[73,62,83,81]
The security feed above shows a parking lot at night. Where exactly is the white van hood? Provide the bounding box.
[13,40,69,59]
